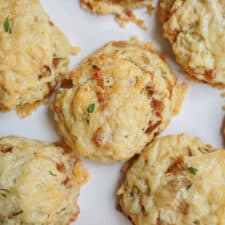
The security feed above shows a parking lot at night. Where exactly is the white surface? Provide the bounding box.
[0,1,224,225]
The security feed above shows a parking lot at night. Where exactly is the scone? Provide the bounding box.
[0,136,88,225]
[0,0,71,117]
[118,134,225,225]
[158,0,225,87]
[80,0,154,29]
[52,38,187,162]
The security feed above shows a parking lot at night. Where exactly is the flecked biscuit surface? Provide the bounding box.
[52,38,187,162]
[159,0,225,86]
[118,134,225,225]
[0,0,71,116]
[0,136,88,225]
[80,0,154,29]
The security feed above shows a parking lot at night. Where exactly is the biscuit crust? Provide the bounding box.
[0,136,88,225]
[159,0,225,86]
[52,38,187,162]
[0,0,71,116]
[80,0,154,29]
[118,134,225,225]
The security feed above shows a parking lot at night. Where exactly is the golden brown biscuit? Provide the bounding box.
[159,0,225,87]
[52,38,187,162]
[80,0,154,29]
[0,0,71,117]
[0,136,88,225]
[118,134,225,225]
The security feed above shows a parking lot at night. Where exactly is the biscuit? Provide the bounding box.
[118,134,225,225]
[158,0,225,87]
[0,136,88,225]
[52,38,187,162]
[80,0,154,29]
[0,0,71,117]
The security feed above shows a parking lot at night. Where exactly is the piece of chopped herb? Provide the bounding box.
[82,103,95,124]
[0,193,7,198]
[4,16,11,33]
[75,193,80,199]
[82,112,89,124]
[0,188,10,193]
[56,207,66,214]
[87,103,95,113]
[49,171,57,176]
[184,166,197,175]
[56,89,62,94]
[186,184,193,190]
[12,210,23,216]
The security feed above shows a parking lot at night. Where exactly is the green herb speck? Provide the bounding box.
[4,16,11,33]
[186,184,193,190]
[185,166,198,175]
[82,103,95,124]
[82,112,89,124]
[12,210,23,216]
[87,103,95,113]
[49,171,57,176]
[0,193,7,198]
[0,188,10,193]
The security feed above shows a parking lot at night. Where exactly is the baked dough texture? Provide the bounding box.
[0,136,88,225]
[118,134,225,225]
[52,38,187,162]
[159,0,225,86]
[80,0,154,29]
[0,0,71,116]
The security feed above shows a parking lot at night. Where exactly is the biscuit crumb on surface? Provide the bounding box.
[71,46,81,55]
[80,0,154,29]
